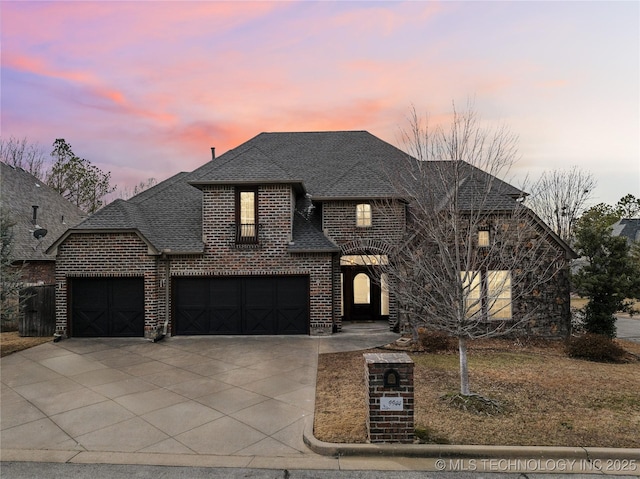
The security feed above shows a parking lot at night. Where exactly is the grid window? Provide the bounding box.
[356,203,372,227]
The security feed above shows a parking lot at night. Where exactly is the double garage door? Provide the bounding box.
[174,276,309,335]
[70,276,309,337]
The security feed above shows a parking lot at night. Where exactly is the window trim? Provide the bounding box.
[356,203,372,228]
[478,228,490,247]
[235,186,258,243]
[461,269,512,320]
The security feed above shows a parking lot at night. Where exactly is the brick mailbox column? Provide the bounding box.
[363,352,414,443]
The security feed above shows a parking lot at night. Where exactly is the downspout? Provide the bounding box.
[154,249,171,342]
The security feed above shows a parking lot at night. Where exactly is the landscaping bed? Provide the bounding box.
[314,338,640,448]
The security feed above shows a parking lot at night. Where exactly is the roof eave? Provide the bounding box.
[312,194,407,202]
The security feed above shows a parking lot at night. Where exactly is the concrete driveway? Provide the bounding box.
[1,324,400,469]
[3,323,639,472]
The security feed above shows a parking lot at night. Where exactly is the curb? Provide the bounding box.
[302,418,640,461]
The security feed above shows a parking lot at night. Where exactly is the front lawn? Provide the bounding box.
[314,338,640,447]
[0,332,52,357]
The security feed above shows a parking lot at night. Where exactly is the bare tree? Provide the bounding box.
[116,177,158,200]
[0,136,47,180]
[377,105,569,396]
[527,166,596,242]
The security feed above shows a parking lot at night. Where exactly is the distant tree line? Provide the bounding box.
[1,136,156,213]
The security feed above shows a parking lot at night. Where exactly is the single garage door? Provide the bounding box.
[70,277,145,337]
[174,276,309,335]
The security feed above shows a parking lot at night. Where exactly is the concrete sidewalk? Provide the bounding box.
[2,323,639,474]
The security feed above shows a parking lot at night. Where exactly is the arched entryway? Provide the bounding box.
[340,254,389,322]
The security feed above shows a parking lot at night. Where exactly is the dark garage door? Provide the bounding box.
[174,276,309,335]
[71,278,145,337]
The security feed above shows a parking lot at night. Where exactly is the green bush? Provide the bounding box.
[417,328,454,352]
[566,333,627,363]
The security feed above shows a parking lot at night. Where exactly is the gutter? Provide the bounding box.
[153,249,171,343]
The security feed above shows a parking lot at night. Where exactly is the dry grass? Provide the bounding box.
[571,296,640,317]
[0,332,52,357]
[314,338,640,447]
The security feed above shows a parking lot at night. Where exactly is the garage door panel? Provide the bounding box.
[244,308,275,334]
[174,276,308,335]
[71,278,144,338]
[276,277,308,334]
[210,308,242,334]
[176,308,209,335]
[243,278,275,334]
[73,310,109,337]
[111,311,144,336]
[277,309,307,335]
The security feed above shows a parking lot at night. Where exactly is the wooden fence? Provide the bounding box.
[19,284,55,337]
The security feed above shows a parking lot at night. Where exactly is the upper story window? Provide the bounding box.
[236,187,258,243]
[478,229,490,247]
[356,203,372,227]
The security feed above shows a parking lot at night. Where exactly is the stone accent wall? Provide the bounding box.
[514,258,572,338]
[364,352,414,443]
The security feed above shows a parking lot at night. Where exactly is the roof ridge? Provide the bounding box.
[129,172,190,204]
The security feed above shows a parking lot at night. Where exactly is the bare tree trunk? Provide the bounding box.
[458,336,470,395]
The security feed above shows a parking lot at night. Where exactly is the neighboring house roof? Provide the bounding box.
[1,161,86,261]
[46,131,559,256]
[611,218,640,244]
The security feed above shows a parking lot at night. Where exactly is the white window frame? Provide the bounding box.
[356,203,372,227]
[461,269,512,320]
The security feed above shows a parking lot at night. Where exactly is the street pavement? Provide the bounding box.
[616,316,640,343]
[2,461,633,479]
[1,321,639,477]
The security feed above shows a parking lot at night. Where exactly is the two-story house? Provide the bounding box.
[47,131,573,339]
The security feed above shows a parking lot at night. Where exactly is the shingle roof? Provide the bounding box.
[55,131,529,254]
[289,211,340,253]
[190,131,407,198]
[1,162,86,261]
[72,172,204,253]
[189,146,302,186]
[611,218,640,244]
[430,161,524,211]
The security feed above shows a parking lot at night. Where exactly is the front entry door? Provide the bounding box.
[342,267,381,321]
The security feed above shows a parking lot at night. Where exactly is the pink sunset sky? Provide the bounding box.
[1,1,638,205]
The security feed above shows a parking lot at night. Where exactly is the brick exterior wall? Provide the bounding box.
[54,232,159,337]
[54,185,336,337]
[20,261,55,285]
[323,199,406,330]
[322,200,406,246]
[364,352,414,443]
[53,185,570,339]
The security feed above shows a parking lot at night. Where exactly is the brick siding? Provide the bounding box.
[364,352,414,443]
